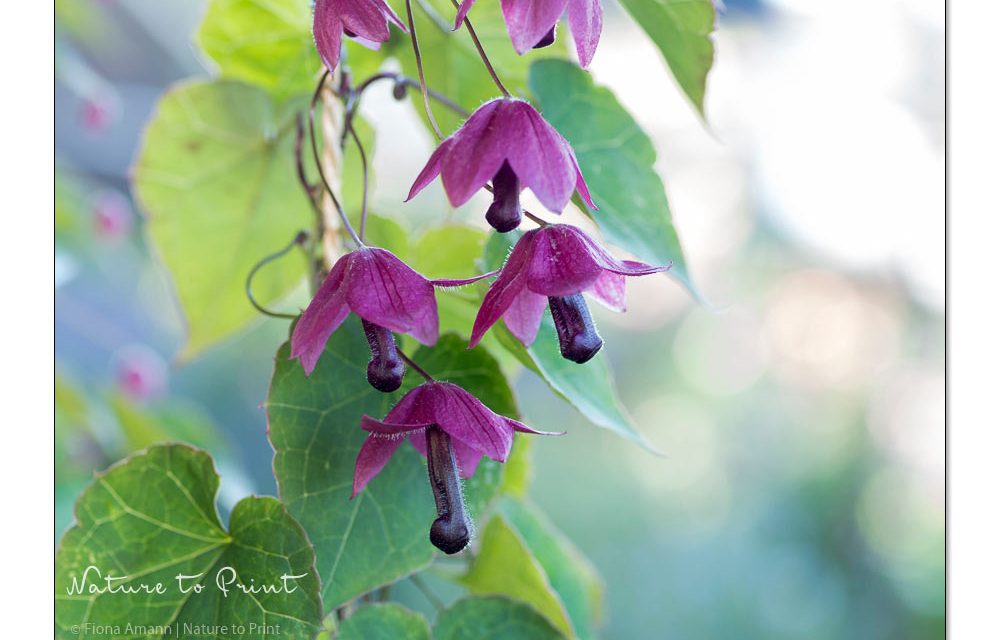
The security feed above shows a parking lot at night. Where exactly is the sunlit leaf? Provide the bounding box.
[197,0,320,100]
[133,80,313,356]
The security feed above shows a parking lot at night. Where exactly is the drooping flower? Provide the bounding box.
[290,248,491,389]
[313,0,407,73]
[352,381,557,553]
[453,0,603,67]
[407,97,596,233]
[470,224,670,363]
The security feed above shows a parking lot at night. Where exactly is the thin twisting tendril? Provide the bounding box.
[246,231,310,319]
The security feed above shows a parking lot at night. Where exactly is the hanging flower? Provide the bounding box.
[453,0,603,67]
[470,224,670,363]
[352,381,558,553]
[313,0,407,72]
[290,248,491,390]
[407,97,596,233]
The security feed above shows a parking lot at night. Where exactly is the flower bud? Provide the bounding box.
[548,294,603,364]
[426,426,471,554]
[485,161,522,233]
[362,320,405,392]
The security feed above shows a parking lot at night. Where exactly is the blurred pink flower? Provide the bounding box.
[115,346,168,402]
[92,190,133,241]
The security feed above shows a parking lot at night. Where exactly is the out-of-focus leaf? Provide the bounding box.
[500,437,533,498]
[433,596,564,640]
[483,232,655,450]
[618,0,716,116]
[267,319,512,610]
[528,59,702,304]
[133,80,312,356]
[461,516,575,636]
[196,0,320,100]
[497,499,604,639]
[55,445,322,639]
[108,394,224,454]
[339,603,430,640]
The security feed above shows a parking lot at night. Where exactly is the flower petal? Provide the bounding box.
[453,439,484,478]
[340,0,397,42]
[431,269,499,288]
[505,418,565,436]
[440,100,509,207]
[313,0,345,72]
[502,287,548,346]
[565,140,598,210]
[360,384,434,434]
[453,0,478,29]
[406,137,452,202]
[586,270,627,312]
[505,102,577,213]
[431,383,512,462]
[500,0,567,55]
[470,230,537,348]
[567,0,603,67]
[575,229,672,276]
[409,433,483,478]
[290,256,351,375]
[345,248,439,346]
[352,434,406,498]
[525,225,604,296]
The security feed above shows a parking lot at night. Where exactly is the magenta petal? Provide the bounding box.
[360,416,430,435]
[431,270,499,288]
[587,270,627,312]
[345,248,439,346]
[440,100,508,207]
[469,230,537,347]
[525,225,604,296]
[502,287,548,346]
[432,383,513,462]
[567,0,603,67]
[410,433,483,479]
[506,102,577,213]
[576,230,672,276]
[313,0,345,72]
[608,258,672,277]
[453,0,478,29]
[566,141,598,210]
[374,0,407,30]
[500,0,567,55]
[453,440,484,478]
[382,379,435,425]
[291,256,351,375]
[505,417,565,436]
[407,138,451,202]
[352,434,406,498]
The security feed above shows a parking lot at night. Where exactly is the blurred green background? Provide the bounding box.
[55,0,944,638]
